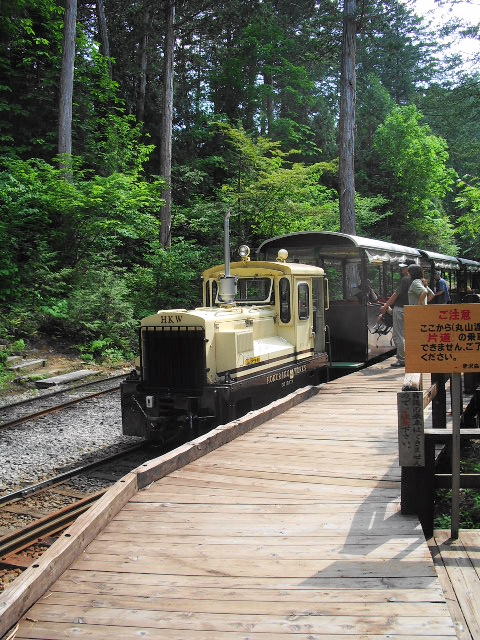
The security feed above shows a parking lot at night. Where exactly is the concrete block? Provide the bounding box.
[8,359,46,372]
[35,369,100,388]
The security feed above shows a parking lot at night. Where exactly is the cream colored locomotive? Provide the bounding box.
[121,239,329,444]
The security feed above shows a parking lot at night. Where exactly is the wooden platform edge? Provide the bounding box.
[0,473,138,639]
[136,383,322,488]
[0,383,321,639]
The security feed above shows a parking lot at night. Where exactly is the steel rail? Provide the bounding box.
[0,443,145,507]
[0,492,104,559]
[0,383,122,431]
[0,372,128,412]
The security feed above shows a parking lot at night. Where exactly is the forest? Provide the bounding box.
[0,0,479,370]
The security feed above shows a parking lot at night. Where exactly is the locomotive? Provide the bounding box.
[121,225,480,444]
[121,219,329,444]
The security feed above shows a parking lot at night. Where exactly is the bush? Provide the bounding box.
[40,265,137,361]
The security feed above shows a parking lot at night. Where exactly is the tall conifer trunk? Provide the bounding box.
[338,0,357,235]
[96,0,111,75]
[58,0,77,160]
[137,8,150,122]
[160,0,175,248]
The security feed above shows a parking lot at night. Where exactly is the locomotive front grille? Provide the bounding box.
[141,325,206,390]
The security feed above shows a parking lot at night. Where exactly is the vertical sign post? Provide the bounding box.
[451,373,461,539]
[404,304,480,540]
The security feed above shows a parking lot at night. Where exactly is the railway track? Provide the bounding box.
[0,373,127,430]
[0,444,152,586]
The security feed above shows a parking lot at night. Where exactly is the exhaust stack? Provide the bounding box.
[218,210,236,304]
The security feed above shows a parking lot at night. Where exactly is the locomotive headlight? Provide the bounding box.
[277,249,289,262]
[239,245,251,261]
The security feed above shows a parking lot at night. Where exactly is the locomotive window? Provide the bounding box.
[279,277,291,323]
[298,282,310,320]
[235,277,273,303]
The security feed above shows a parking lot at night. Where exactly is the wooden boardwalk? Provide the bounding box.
[4,360,459,638]
[430,530,480,640]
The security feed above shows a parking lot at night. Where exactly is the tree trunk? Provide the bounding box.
[58,0,77,160]
[137,7,150,122]
[160,0,175,249]
[338,0,357,235]
[96,0,110,61]
[263,69,273,136]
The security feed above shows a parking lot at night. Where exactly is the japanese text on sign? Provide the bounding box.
[397,391,425,466]
[404,305,480,373]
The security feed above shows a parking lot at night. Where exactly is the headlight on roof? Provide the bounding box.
[239,245,250,260]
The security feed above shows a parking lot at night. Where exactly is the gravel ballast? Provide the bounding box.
[0,391,141,496]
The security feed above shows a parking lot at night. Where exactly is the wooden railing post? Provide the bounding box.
[398,373,439,536]
[398,374,425,517]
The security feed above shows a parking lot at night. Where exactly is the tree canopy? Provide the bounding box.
[0,0,479,360]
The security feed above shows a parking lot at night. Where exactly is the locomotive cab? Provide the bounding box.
[121,247,329,444]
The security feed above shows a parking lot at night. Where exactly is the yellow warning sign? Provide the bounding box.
[404,304,480,373]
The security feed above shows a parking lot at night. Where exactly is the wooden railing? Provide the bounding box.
[398,372,480,538]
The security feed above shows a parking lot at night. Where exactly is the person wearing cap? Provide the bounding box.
[380,261,413,367]
[431,270,451,304]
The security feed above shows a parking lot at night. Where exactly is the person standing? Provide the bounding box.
[407,265,435,305]
[432,270,451,304]
[380,262,412,368]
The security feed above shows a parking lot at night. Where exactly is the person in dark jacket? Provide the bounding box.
[431,271,451,304]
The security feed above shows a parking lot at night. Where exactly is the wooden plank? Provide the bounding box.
[36,591,452,617]
[166,467,401,489]
[60,568,443,591]
[93,532,426,546]
[121,502,403,514]
[166,462,400,482]
[137,384,320,489]
[12,621,456,640]
[0,472,138,639]
[99,518,421,537]
[72,556,435,578]
[458,530,480,581]
[12,604,457,635]
[427,535,473,640]
[51,579,444,602]
[87,538,432,560]
[433,529,480,639]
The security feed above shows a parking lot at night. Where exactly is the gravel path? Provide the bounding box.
[0,391,141,496]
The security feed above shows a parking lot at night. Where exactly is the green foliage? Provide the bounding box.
[52,265,137,361]
[81,113,155,177]
[435,489,480,529]
[0,0,64,157]
[1,0,478,377]
[211,123,388,241]
[419,75,480,179]
[124,241,217,319]
[373,105,457,252]
[455,178,480,257]
[0,156,164,302]
[0,155,164,357]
